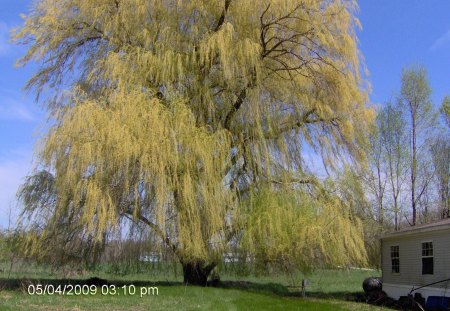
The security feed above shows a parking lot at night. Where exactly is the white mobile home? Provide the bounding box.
[381,218,450,300]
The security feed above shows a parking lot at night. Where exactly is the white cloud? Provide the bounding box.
[0,149,34,229]
[0,96,36,121]
[430,28,450,51]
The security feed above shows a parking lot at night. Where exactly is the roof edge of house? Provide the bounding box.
[381,219,450,240]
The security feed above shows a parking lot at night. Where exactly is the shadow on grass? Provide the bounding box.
[217,280,361,300]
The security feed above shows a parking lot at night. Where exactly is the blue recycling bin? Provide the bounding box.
[426,296,449,310]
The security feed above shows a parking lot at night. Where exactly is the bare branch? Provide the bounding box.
[214,0,232,32]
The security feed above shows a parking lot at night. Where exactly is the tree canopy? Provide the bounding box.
[15,0,373,284]
[399,66,436,225]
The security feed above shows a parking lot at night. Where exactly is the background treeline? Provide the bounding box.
[332,65,449,266]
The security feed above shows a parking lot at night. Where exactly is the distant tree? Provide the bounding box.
[430,100,450,218]
[367,113,386,226]
[399,66,435,225]
[441,96,450,128]
[378,103,407,230]
[431,139,450,217]
[14,0,373,284]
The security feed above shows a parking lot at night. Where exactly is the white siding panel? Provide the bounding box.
[382,228,450,289]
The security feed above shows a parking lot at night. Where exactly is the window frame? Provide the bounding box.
[421,241,434,275]
[390,245,400,274]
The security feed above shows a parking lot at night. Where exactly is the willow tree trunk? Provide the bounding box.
[182,260,216,286]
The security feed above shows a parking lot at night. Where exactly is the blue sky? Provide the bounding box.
[0,1,449,228]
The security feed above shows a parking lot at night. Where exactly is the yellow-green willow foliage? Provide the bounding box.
[26,90,234,261]
[15,0,374,277]
[242,187,367,272]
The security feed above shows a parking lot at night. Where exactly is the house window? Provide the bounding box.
[390,245,400,273]
[422,242,433,275]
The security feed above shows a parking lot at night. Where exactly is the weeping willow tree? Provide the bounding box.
[15,0,374,285]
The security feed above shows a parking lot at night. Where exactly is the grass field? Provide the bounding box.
[0,262,385,311]
[0,285,386,311]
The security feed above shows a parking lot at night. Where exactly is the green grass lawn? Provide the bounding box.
[0,262,385,310]
[1,285,387,311]
[221,268,380,294]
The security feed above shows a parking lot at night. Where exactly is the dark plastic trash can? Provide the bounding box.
[426,296,449,310]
